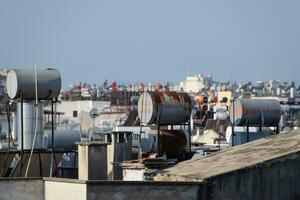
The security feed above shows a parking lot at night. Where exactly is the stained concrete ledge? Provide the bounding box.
[43,178,205,200]
[0,177,205,200]
[0,178,44,200]
[44,177,202,185]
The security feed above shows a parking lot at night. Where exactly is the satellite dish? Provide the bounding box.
[89,108,99,119]
[294,111,300,121]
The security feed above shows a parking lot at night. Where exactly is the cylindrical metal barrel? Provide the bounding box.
[12,112,18,140]
[225,126,271,145]
[130,95,140,105]
[6,68,61,100]
[44,130,81,150]
[159,130,187,153]
[281,105,300,113]
[229,99,281,126]
[290,87,295,98]
[138,92,191,125]
[17,102,44,149]
[213,105,229,120]
[0,142,17,150]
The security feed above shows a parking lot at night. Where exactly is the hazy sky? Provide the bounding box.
[0,0,299,87]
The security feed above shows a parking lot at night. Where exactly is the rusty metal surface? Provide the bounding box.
[159,130,187,153]
[229,99,281,126]
[138,92,191,125]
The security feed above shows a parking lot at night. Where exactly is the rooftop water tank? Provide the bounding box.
[43,130,81,151]
[138,92,191,125]
[6,68,61,100]
[226,126,271,145]
[229,99,281,127]
[159,130,187,153]
[17,101,44,150]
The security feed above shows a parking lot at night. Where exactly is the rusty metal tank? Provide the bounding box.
[138,92,191,125]
[159,130,187,153]
[229,99,281,126]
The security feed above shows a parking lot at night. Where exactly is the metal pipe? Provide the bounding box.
[157,124,160,154]
[51,99,54,152]
[246,123,250,142]
[188,120,192,152]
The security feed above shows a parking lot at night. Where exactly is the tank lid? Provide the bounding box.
[138,92,155,124]
[6,70,18,99]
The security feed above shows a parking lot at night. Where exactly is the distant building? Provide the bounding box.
[52,100,110,123]
[217,91,232,107]
[180,74,206,93]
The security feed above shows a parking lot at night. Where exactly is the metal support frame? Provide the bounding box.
[246,121,250,143]
[157,123,161,154]
[38,151,43,176]
[188,120,192,152]
[19,92,24,177]
[218,120,221,151]
[14,96,59,177]
[231,99,235,147]
[0,149,74,178]
[1,102,12,176]
[50,98,56,177]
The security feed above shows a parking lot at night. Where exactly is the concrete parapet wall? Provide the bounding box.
[87,181,203,200]
[44,178,204,200]
[0,178,44,200]
[45,180,86,200]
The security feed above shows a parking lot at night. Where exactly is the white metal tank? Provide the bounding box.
[290,87,295,99]
[6,68,61,100]
[226,126,271,146]
[43,130,81,150]
[213,105,228,120]
[276,88,281,96]
[17,102,44,149]
[12,112,18,140]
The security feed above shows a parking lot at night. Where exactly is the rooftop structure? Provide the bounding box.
[156,129,300,181]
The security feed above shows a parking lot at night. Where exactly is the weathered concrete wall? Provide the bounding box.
[45,180,87,200]
[43,179,204,200]
[0,178,44,200]
[87,182,203,200]
[206,152,300,200]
